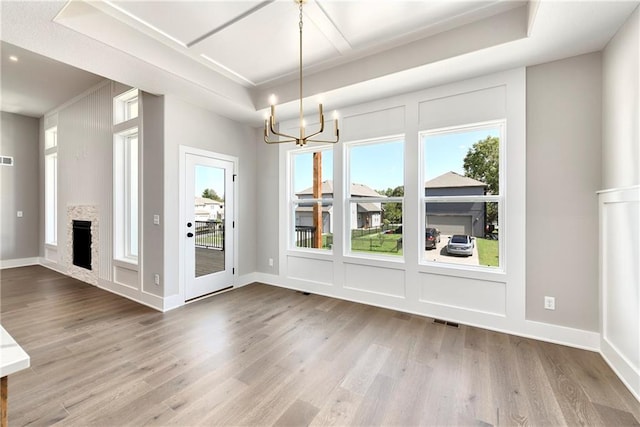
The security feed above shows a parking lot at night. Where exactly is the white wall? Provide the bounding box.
[526,52,602,332]
[256,68,599,350]
[601,5,640,400]
[163,96,258,304]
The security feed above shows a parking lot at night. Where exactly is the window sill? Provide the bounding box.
[418,261,506,283]
[113,258,138,271]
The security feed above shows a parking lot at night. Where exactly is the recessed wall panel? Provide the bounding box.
[287,256,333,286]
[344,263,405,298]
[342,106,405,141]
[603,200,640,370]
[419,86,505,130]
[419,272,506,315]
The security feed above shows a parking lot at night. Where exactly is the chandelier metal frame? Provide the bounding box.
[264,0,340,146]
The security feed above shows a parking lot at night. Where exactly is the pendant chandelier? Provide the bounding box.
[264,0,340,146]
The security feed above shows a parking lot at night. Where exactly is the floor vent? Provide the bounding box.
[433,318,460,328]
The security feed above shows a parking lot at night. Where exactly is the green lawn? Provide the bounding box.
[351,233,403,256]
[477,238,499,267]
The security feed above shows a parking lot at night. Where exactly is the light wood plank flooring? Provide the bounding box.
[1,266,638,426]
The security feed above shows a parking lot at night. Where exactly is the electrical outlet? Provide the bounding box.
[268,258,274,267]
[154,274,160,286]
[153,214,160,225]
[544,296,555,310]
[16,211,23,218]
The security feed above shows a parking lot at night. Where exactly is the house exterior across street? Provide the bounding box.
[194,197,224,221]
[425,171,487,237]
[296,180,384,232]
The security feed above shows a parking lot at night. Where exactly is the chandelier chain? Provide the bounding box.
[263,0,339,146]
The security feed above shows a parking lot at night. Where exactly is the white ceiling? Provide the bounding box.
[1,0,639,124]
[1,41,103,117]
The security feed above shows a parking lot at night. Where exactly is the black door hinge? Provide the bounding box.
[232,268,235,274]
[233,174,237,182]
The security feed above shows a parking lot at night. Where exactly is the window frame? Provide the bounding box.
[287,145,335,253]
[344,135,405,261]
[114,127,139,262]
[114,88,139,125]
[419,120,505,272]
[44,127,58,246]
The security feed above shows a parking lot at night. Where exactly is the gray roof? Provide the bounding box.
[425,171,487,188]
[357,202,381,213]
[296,180,384,197]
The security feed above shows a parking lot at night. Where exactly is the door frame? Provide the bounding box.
[178,145,238,303]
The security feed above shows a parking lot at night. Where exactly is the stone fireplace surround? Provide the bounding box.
[66,205,99,285]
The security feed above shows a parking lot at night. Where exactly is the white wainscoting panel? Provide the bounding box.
[44,246,58,264]
[114,264,139,290]
[342,106,405,142]
[287,256,334,286]
[343,262,405,298]
[600,186,640,399]
[419,85,506,130]
[419,272,506,315]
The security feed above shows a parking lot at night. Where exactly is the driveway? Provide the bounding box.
[424,234,480,266]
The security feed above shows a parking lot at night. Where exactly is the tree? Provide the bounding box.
[463,136,499,225]
[378,186,404,227]
[202,188,223,202]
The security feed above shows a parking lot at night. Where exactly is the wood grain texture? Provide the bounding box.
[1,265,639,426]
[1,376,6,427]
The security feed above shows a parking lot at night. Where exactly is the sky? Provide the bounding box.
[292,127,499,193]
[195,165,225,199]
[423,127,500,181]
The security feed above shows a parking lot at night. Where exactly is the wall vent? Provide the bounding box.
[0,156,14,166]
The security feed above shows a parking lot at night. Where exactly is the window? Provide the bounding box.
[114,88,139,124]
[45,127,58,245]
[114,129,139,260]
[421,121,503,269]
[346,136,404,258]
[290,147,333,251]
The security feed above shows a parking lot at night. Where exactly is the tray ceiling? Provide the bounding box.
[56,0,522,87]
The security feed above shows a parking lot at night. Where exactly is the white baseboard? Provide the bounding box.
[253,272,600,351]
[0,257,40,269]
[163,294,184,312]
[98,279,164,312]
[601,338,640,402]
[236,272,259,288]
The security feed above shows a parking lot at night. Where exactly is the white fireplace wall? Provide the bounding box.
[41,81,114,285]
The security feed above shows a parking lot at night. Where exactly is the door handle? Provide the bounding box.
[187,232,194,238]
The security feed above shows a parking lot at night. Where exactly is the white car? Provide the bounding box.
[446,234,474,256]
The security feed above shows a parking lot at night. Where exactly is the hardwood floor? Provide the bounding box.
[1,265,638,426]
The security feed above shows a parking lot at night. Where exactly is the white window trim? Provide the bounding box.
[114,127,139,263]
[419,119,506,273]
[287,145,335,254]
[44,126,58,246]
[113,88,139,125]
[344,134,405,260]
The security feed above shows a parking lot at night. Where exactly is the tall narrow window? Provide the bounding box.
[290,147,333,251]
[114,88,139,124]
[114,129,139,261]
[421,121,503,269]
[45,127,58,245]
[346,136,404,258]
